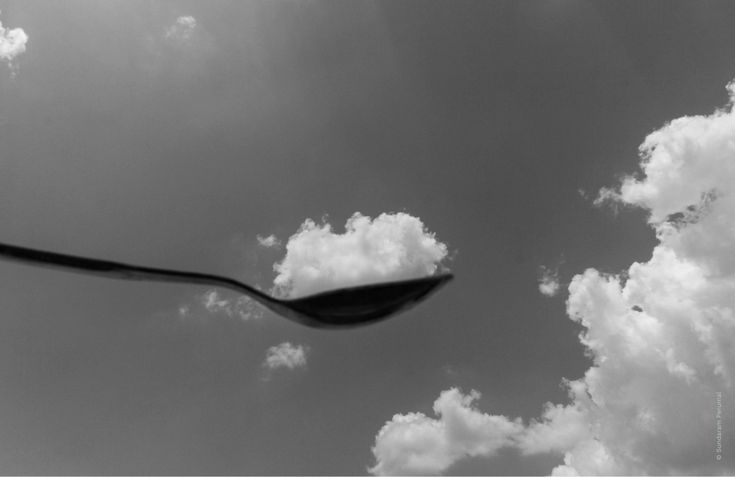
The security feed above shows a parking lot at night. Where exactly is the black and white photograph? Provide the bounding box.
[0,1,733,475]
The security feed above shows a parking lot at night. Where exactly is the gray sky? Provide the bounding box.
[1,1,734,475]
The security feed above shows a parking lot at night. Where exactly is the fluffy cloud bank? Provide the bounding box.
[0,10,28,65]
[273,212,448,298]
[370,82,735,475]
[369,389,523,475]
[263,342,308,370]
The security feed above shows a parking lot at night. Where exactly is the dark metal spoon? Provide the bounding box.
[0,242,453,328]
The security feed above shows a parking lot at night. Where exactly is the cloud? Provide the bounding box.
[139,14,214,80]
[544,80,735,476]
[516,382,591,456]
[369,389,523,476]
[178,289,262,322]
[273,212,449,298]
[0,10,28,70]
[164,15,198,45]
[370,80,735,475]
[263,342,308,370]
[257,234,282,249]
[538,266,561,297]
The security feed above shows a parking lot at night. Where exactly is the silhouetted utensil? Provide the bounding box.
[0,242,453,328]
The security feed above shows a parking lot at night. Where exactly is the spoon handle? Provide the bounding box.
[0,241,275,305]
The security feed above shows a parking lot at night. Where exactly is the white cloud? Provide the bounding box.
[178,289,262,322]
[201,290,261,321]
[0,10,28,71]
[369,388,523,476]
[273,212,449,298]
[257,234,282,249]
[370,80,735,475]
[164,15,198,45]
[538,266,561,297]
[140,14,214,80]
[517,381,592,456]
[263,342,308,370]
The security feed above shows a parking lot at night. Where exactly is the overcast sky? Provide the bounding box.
[0,1,733,475]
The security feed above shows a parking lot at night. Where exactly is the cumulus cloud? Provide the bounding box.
[273,212,449,298]
[164,15,198,45]
[0,10,28,72]
[369,388,523,476]
[257,234,282,249]
[538,266,561,297]
[263,342,308,370]
[370,81,735,475]
[178,289,262,322]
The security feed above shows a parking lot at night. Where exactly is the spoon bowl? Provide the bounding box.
[279,274,453,328]
[0,242,452,328]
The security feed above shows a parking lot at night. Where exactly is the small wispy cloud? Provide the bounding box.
[164,15,198,45]
[0,10,28,76]
[141,14,214,80]
[263,342,308,371]
[273,212,449,298]
[538,265,561,297]
[257,234,282,249]
[178,289,262,322]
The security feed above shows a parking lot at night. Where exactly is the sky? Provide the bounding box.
[0,1,733,475]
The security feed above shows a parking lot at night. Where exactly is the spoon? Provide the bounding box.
[0,242,453,328]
